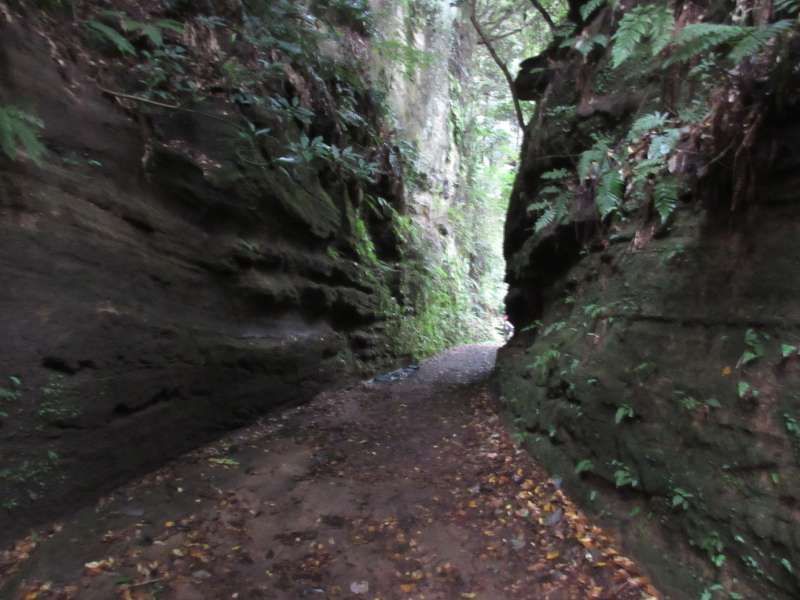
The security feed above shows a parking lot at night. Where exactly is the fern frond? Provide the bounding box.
[540,185,563,195]
[727,20,794,64]
[775,0,800,17]
[649,5,675,56]
[578,137,611,181]
[666,23,745,65]
[612,6,653,68]
[596,169,623,218]
[630,157,665,186]
[654,176,679,222]
[647,129,680,160]
[580,0,607,21]
[0,106,45,165]
[86,20,136,55]
[628,111,669,139]
[0,109,13,160]
[541,168,571,181]
[527,200,550,213]
[534,206,557,232]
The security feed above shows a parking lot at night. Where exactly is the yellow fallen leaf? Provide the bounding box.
[546,550,560,560]
[399,583,416,593]
[165,521,175,528]
[722,366,732,376]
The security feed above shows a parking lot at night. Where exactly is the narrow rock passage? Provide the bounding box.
[1,345,658,600]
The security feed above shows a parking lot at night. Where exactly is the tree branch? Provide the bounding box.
[469,2,526,131]
[528,0,556,31]
[481,25,529,44]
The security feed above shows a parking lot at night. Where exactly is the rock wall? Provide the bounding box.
[498,1,800,598]
[0,0,478,543]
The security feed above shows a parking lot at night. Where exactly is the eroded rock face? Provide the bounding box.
[0,0,478,542]
[0,19,374,541]
[498,2,800,598]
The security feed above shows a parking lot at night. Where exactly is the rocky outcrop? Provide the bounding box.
[0,0,480,543]
[498,2,800,598]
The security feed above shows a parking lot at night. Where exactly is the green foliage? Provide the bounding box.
[278,134,377,184]
[775,0,800,17]
[0,106,45,166]
[737,328,766,367]
[614,404,634,424]
[611,4,674,68]
[86,20,136,54]
[611,460,638,488]
[784,413,800,438]
[268,96,315,125]
[666,20,794,67]
[675,390,700,411]
[580,0,606,21]
[737,380,758,399]
[654,176,679,222]
[596,169,623,218]
[627,111,669,140]
[781,557,795,574]
[699,532,726,568]
[529,188,572,233]
[670,487,693,510]
[575,459,594,475]
[530,349,561,375]
[85,12,182,56]
[562,32,609,57]
[578,135,611,181]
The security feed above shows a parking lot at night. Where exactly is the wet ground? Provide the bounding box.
[0,344,659,599]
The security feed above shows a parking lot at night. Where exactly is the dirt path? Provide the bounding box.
[1,344,659,600]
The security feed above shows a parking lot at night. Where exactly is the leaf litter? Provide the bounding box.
[1,344,659,599]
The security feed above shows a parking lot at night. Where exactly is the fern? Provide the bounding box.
[86,14,182,56]
[580,0,607,21]
[0,106,45,166]
[775,0,800,16]
[647,128,680,159]
[530,179,573,233]
[527,200,550,213]
[628,111,669,140]
[540,168,571,181]
[86,20,136,55]
[630,158,665,187]
[666,23,745,65]
[596,169,623,218]
[654,176,679,222]
[535,205,557,232]
[535,194,572,232]
[612,5,674,68]
[121,18,183,47]
[727,20,794,64]
[578,136,611,180]
[649,5,676,56]
[612,6,652,67]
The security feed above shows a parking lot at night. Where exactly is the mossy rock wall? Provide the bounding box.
[0,0,482,542]
[498,1,800,597]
